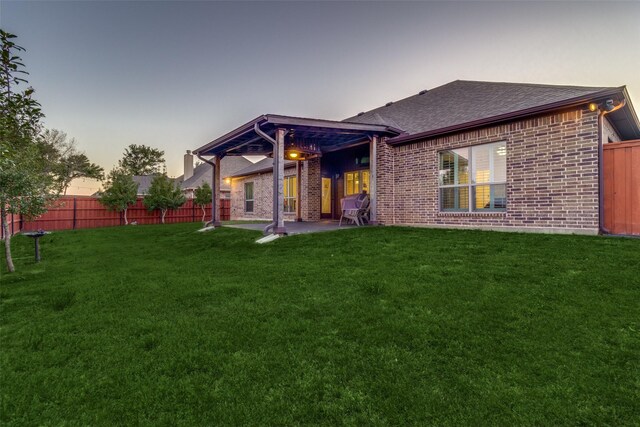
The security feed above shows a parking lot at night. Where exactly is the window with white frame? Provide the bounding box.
[284,176,297,213]
[244,182,254,213]
[439,142,507,212]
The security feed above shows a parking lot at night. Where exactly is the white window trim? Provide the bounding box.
[244,182,254,213]
[344,169,369,196]
[438,142,507,213]
[284,176,296,213]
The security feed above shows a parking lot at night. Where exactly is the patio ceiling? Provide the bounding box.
[193,114,403,157]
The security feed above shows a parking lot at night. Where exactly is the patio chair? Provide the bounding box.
[357,195,370,224]
[339,194,370,226]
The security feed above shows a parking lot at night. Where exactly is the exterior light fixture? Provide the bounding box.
[589,99,619,113]
[603,99,616,112]
[225,178,231,184]
[282,132,321,161]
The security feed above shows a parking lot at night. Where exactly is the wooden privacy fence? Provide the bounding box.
[1,197,231,238]
[604,140,640,236]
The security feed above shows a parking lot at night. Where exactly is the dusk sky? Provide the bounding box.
[2,1,639,194]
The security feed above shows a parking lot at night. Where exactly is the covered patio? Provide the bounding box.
[194,114,400,235]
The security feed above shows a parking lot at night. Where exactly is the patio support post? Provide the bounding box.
[296,161,302,222]
[196,152,218,227]
[369,135,378,225]
[213,155,222,226]
[274,128,287,234]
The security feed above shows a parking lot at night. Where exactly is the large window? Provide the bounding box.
[345,170,370,196]
[284,176,297,213]
[439,142,506,212]
[244,182,254,213]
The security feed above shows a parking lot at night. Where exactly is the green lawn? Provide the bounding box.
[1,224,639,425]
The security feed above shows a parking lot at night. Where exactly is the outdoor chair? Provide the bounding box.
[339,193,370,226]
[357,195,370,224]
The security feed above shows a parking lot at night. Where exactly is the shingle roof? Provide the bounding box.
[176,156,252,192]
[344,80,615,137]
[132,175,155,195]
[226,157,296,178]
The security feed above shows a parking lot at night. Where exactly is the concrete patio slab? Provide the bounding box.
[225,220,360,235]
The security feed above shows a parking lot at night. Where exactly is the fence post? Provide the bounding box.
[73,197,77,229]
[192,200,195,222]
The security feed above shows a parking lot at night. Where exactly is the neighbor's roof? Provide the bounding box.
[226,157,295,179]
[132,175,155,195]
[176,156,252,192]
[345,80,640,143]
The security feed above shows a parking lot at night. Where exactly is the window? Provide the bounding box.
[244,182,254,213]
[284,176,297,213]
[344,170,370,196]
[439,142,506,212]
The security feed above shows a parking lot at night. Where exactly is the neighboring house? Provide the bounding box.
[132,175,155,196]
[195,80,640,235]
[225,157,297,219]
[176,151,252,199]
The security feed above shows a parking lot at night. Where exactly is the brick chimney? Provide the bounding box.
[184,150,194,180]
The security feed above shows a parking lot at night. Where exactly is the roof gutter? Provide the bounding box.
[194,115,267,156]
[388,87,628,146]
[598,99,626,235]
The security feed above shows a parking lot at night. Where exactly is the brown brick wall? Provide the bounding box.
[230,161,320,221]
[376,107,601,233]
[231,173,270,220]
[302,158,321,221]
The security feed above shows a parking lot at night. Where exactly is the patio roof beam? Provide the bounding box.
[319,138,370,153]
[265,114,400,134]
[194,114,402,157]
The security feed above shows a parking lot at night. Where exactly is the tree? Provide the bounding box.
[118,144,165,176]
[41,129,104,195]
[193,182,212,223]
[99,169,138,225]
[1,30,56,273]
[143,175,185,224]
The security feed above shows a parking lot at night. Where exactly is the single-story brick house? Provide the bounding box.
[194,80,639,235]
[175,151,252,199]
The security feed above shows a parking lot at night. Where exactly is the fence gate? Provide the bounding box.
[603,140,640,236]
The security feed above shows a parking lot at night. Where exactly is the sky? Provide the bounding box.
[2,1,639,194]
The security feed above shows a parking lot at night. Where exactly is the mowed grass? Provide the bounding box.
[1,223,639,425]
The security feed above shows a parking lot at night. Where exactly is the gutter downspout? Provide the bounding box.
[196,153,217,227]
[597,99,626,235]
[254,123,278,235]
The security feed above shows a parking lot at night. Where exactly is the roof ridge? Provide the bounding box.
[455,79,614,91]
